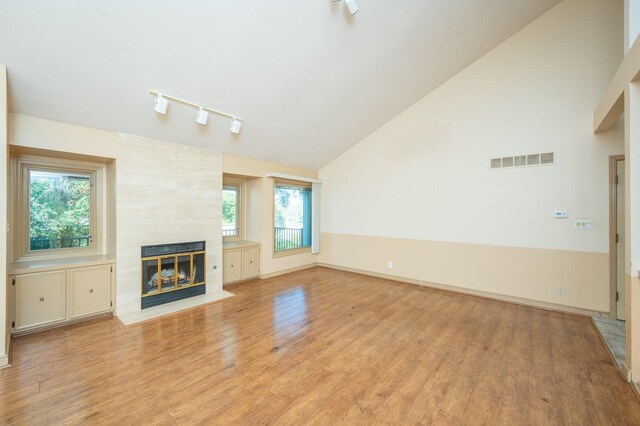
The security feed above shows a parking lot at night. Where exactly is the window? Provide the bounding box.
[274,180,312,253]
[29,169,91,251]
[222,179,243,241]
[16,157,102,259]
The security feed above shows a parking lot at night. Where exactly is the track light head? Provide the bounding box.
[230,118,242,134]
[154,94,168,114]
[196,107,209,125]
[344,0,358,15]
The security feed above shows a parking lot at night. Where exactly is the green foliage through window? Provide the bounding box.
[29,170,91,251]
[222,186,238,237]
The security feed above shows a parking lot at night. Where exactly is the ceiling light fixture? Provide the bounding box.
[333,0,358,15]
[230,118,242,135]
[149,90,244,134]
[345,0,359,15]
[154,94,168,114]
[195,107,209,126]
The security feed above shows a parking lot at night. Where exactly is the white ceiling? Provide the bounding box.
[0,0,560,169]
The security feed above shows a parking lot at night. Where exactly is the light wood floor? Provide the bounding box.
[1,267,639,425]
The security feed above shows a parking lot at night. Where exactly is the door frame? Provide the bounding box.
[609,154,624,319]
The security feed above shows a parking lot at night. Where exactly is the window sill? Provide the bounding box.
[9,254,115,275]
[223,240,260,250]
[273,246,312,258]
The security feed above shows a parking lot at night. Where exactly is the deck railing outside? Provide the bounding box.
[222,228,238,237]
[275,227,303,251]
[30,236,90,251]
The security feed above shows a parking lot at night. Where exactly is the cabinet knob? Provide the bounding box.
[39,296,44,302]
[89,289,94,293]
[231,264,234,268]
[250,260,253,264]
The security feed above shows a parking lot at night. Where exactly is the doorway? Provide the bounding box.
[609,155,625,320]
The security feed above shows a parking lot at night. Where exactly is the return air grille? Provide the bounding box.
[490,152,555,169]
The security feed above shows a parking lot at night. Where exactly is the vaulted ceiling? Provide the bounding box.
[0,0,561,169]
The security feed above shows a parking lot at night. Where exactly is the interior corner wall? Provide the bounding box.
[115,134,223,316]
[222,153,319,277]
[0,65,8,366]
[319,0,623,313]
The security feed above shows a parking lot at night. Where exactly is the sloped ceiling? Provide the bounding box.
[0,0,560,169]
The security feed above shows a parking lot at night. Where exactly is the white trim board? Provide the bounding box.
[265,172,322,184]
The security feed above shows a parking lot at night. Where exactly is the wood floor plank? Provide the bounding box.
[1,267,638,425]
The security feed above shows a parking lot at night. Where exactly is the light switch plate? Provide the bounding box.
[574,220,592,230]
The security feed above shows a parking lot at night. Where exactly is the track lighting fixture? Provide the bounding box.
[195,107,208,126]
[230,118,242,135]
[345,0,359,15]
[333,0,358,15]
[154,94,168,114]
[150,90,244,135]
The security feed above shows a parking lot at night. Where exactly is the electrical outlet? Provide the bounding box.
[387,261,393,269]
[557,287,565,296]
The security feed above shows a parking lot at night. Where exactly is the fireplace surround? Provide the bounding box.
[141,241,206,309]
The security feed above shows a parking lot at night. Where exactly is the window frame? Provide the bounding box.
[273,178,312,257]
[15,156,104,261]
[222,178,245,242]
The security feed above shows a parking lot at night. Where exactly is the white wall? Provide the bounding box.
[626,0,640,53]
[319,0,623,311]
[115,134,223,316]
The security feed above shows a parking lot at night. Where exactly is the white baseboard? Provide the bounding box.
[0,354,9,369]
[258,263,317,280]
[622,362,633,383]
[317,263,606,318]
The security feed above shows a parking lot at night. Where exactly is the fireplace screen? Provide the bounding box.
[141,241,205,301]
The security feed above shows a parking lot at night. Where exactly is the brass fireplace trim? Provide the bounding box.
[141,250,206,298]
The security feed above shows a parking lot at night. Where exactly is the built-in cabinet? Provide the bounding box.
[69,265,112,319]
[14,270,66,330]
[223,241,260,284]
[10,259,114,334]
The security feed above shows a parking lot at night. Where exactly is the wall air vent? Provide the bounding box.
[490,152,555,169]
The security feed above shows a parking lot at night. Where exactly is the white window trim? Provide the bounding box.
[222,177,245,242]
[273,178,313,256]
[14,155,105,262]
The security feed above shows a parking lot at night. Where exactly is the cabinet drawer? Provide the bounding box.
[223,249,242,283]
[15,271,66,330]
[70,265,112,318]
[242,246,260,278]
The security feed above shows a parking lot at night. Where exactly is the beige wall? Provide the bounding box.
[321,233,609,312]
[625,72,640,376]
[9,114,117,159]
[115,134,223,316]
[223,153,319,276]
[223,154,317,179]
[319,0,623,312]
[1,65,8,366]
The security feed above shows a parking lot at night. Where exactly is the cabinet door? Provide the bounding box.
[70,265,112,319]
[15,271,66,330]
[242,246,260,278]
[223,249,242,284]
